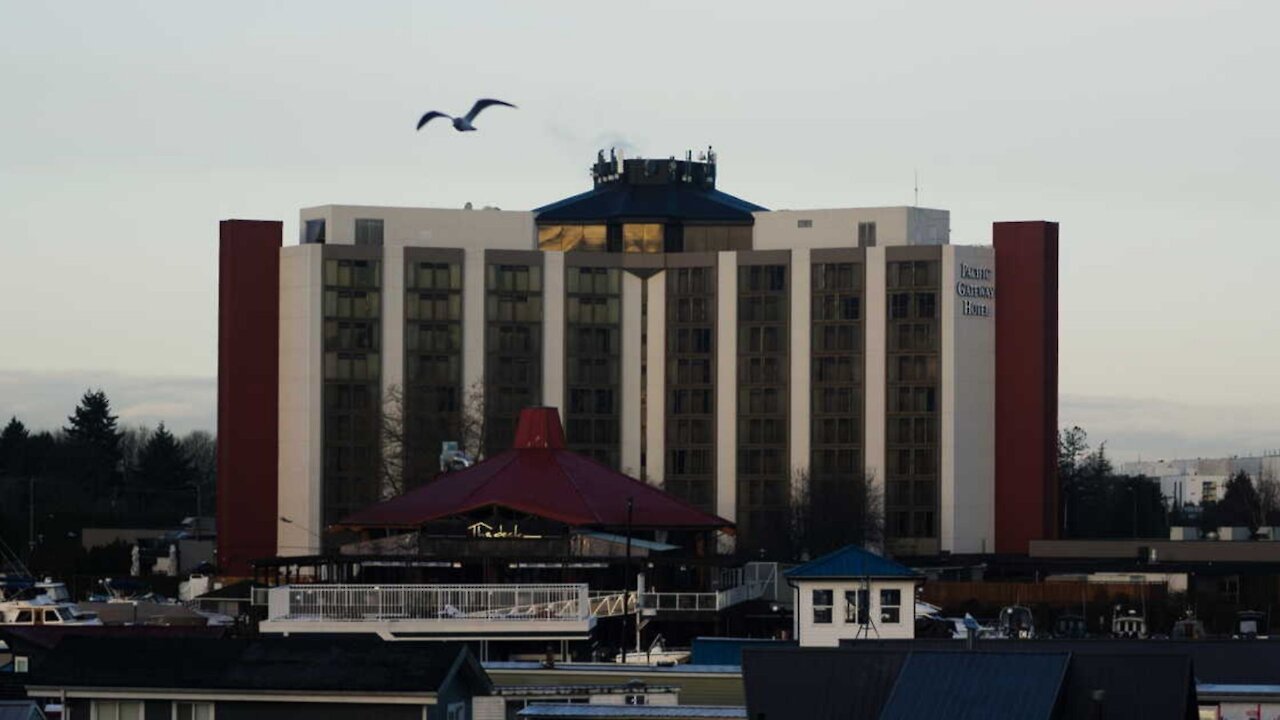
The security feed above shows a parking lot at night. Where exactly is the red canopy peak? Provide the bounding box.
[513,407,567,449]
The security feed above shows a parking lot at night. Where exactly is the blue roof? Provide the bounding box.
[879,652,1069,720]
[691,637,795,666]
[783,544,919,579]
[534,183,765,224]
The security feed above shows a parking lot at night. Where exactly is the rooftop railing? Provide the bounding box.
[267,584,590,623]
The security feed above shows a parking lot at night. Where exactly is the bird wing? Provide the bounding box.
[463,98,516,123]
[416,111,451,130]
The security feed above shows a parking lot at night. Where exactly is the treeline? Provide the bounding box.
[0,389,214,560]
[1060,426,1280,539]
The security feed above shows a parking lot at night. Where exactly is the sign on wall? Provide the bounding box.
[957,263,994,317]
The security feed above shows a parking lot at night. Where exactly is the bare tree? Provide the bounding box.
[458,380,487,462]
[378,384,407,500]
[789,467,884,561]
[1256,468,1280,529]
[181,430,217,510]
[379,381,488,501]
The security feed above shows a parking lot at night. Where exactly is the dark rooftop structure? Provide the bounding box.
[879,652,1068,720]
[742,644,1199,720]
[26,636,492,720]
[31,635,488,694]
[535,149,765,226]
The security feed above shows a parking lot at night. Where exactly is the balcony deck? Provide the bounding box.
[259,583,596,640]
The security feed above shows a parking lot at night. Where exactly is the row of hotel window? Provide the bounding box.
[667,414,861,446]
[537,224,753,253]
[811,588,903,624]
[330,258,926,294]
[394,289,922,327]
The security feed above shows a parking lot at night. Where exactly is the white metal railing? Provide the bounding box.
[644,592,718,612]
[268,584,590,623]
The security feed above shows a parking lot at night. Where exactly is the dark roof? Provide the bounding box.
[0,701,42,720]
[742,646,909,720]
[746,643,1202,720]
[784,545,919,579]
[30,636,488,695]
[879,651,1068,720]
[535,184,765,224]
[839,638,1280,686]
[1060,653,1197,720]
[517,707,746,719]
[339,408,731,532]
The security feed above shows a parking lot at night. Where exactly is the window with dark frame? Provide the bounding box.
[812,588,834,624]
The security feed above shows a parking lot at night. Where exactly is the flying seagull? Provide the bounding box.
[417,98,516,132]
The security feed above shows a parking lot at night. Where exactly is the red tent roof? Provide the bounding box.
[337,407,732,532]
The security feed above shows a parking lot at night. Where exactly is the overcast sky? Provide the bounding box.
[1,1,1278,460]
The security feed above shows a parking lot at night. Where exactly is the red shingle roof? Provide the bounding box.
[336,408,732,532]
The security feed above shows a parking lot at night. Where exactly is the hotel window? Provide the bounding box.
[354,218,384,246]
[174,702,215,720]
[844,589,869,624]
[880,589,902,623]
[623,223,663,253]
[303,218,326,244]
[858,221,876,246]
[91,701,144,720]
[538,224,607,252]
[812,589,834,624]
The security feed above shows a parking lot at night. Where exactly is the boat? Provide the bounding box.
[997,605,1036,639]
[0,592,102,626]
[1111,608,1148,639]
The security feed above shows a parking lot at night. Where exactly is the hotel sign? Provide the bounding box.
[956,263,994,318]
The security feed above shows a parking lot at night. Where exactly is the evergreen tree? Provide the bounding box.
[0,416,29,475]
[136,423,195,521]
[1215,470,1261,531]
[63,389,124,504]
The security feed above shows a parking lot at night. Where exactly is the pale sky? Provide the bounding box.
[1,1,1278,460]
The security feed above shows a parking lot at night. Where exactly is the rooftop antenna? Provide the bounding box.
[913,169,919,207]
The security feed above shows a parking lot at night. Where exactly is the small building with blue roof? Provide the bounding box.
[784,545,922,646]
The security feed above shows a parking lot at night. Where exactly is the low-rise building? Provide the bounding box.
[784,545,921,646]
[25,636,491,720]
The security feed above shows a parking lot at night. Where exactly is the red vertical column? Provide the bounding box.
[993,221,1059,554]
[217,220,282,577]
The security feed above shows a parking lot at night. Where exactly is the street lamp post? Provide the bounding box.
[622,497,633,664]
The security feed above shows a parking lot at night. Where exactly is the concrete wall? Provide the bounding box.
[789,247,811,497]
[620,272,644,477]
[277,244,324,556]
[941,245,996,554]
[644,272,666,486]
[752,207,949,250]
[542,251,566,413]
[863,247,888,509]
[792,578,918,646]
[715,252,738,524]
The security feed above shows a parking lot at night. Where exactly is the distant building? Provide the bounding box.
[217,151,1060,567]
[785,545,921,646]
[1121,454,1280,507]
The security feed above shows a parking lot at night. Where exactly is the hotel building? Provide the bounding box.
[216,152,1058,574]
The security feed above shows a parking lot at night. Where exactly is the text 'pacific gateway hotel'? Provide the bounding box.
[217,151,1058,574]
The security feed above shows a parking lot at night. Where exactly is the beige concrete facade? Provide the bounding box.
[277,202,1003,555]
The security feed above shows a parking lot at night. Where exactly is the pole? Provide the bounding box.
[28,476,35,564]
[1132,488,1138,539]
[622,497,633,664]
